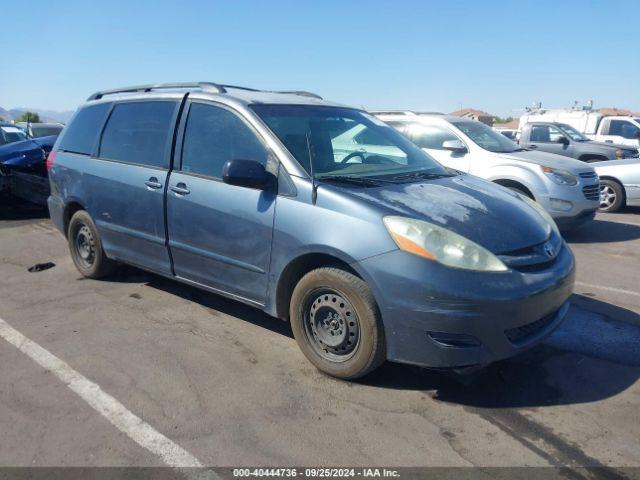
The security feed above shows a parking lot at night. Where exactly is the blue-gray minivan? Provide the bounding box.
[47,82,574,379]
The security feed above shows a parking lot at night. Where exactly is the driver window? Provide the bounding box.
[411,125,459,150]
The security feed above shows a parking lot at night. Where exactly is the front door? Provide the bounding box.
[527,124,573,157]
[167,101,277,304]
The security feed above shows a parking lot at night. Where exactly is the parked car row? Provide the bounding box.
[491,105,640,213]
[0,121,57,204]
[45,82,577,380]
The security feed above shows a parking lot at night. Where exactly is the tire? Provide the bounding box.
[289,267,385,379]
[599,179,625,213]
[67,210,116,278]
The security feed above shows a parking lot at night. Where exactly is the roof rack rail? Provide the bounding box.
[275,90,323,100]
[87,82,227,101]
[369,110,420,116]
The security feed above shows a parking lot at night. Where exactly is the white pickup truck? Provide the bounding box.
[519,109,640,148]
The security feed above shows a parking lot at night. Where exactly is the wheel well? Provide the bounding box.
[579,154,608,163]
[492,179,535,199]
[275,253,359,320]
[63,202,85,238]
[599,176,626,201]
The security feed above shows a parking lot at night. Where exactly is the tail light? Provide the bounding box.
[46,150,57,172]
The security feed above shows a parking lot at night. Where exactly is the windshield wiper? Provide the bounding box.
[316,175,389,187]
[390,171,456,181]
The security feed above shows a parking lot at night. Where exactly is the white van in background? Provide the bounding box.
[519,105,640,148]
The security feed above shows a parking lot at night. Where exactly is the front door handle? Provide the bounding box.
[170,183,190,195]
[145,177,162,189]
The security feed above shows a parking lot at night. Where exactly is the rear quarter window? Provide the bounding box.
[99,101,177,168]
[59,103,111,155]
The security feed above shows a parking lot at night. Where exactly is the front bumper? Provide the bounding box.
[538,179,599,227]
[356,243,575,369]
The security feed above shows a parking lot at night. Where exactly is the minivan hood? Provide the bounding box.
[497,150,589,172]
[341,174,551,253]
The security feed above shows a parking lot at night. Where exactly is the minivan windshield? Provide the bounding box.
[557,123,589,141]
[251,105,448,180]
[452,120,523,153]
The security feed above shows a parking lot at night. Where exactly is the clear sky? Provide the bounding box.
[3,0,639,117]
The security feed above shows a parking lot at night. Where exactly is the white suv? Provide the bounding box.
[372,112,600,230]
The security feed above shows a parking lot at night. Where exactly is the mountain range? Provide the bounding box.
[0,106,74,124]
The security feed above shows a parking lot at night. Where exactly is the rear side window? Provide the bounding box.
[59,103,111,155]
[180,103,268,178]
[99,101,177,168]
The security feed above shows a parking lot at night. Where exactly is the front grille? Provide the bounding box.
[497,232,562,272]
[582,184,600,200]
[505,310,558,345]
[579,171,597,179]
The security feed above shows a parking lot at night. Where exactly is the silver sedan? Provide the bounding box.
[592,159,640,212]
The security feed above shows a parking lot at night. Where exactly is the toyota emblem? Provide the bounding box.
[543,242,555,257]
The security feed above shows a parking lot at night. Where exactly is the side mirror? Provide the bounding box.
[556,136,569,145]
[222,159,271,190]
[442,139,467,153]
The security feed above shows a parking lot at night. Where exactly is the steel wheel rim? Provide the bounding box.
[600,184,616,209]
[75,224,96,268]
[303,288,360,362]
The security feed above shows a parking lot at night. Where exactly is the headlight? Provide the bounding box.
[383,216,507,272]
[519,194,560,237]
[541,166,578,186]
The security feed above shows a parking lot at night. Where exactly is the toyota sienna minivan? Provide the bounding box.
[47,82,575,379]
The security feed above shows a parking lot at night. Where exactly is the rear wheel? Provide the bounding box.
[68,210,115,278]
[290,267,385,379]
[599,180,625,213]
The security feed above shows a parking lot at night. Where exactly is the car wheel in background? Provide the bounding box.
[290,267,386,379]
[67,210,116,278]
[599,180,625,213]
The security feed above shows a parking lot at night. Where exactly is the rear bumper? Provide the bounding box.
[355,243,575,369]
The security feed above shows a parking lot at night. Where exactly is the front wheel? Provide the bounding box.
[290,267,385,379]
[599,180,625,213]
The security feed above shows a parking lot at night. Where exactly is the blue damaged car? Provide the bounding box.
[1,121,57,204]
[47,83,574,379]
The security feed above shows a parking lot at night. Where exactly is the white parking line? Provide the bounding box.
[0,316,213,473]
[575,281,640,298]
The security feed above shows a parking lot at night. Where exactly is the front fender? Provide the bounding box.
[486,164,548,199]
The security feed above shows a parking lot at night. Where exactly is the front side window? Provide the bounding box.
[529,125,566,143]
[99,101,177,167]
[59,103,111,155]
[251,105,445,179]
[453,120,520,153]
[609,120,640,139]
[410,124,460,149]
[180,103,268,178]
[557,123,588,141]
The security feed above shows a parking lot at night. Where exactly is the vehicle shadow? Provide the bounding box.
[359,294,640,408]
[564,217,640,243]
[0,195,49,221]
[102,266,639,408]
[105,265,294,338]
